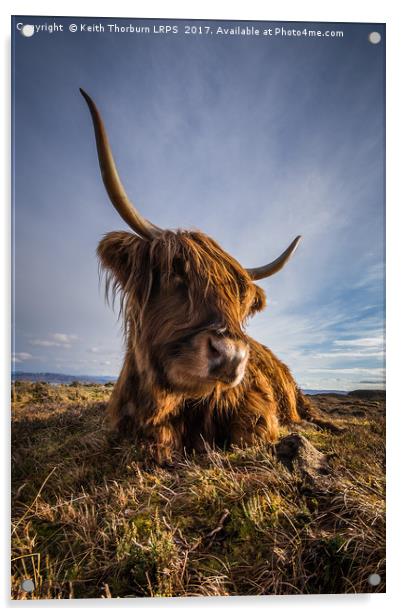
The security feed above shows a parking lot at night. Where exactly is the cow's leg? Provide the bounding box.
[141,421,183,464]
[229,391,280,447]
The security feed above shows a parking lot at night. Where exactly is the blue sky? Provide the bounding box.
[12,16,385,390]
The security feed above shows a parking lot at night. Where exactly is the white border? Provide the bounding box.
[2,1,401,613]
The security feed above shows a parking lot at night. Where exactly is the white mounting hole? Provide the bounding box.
[368,573,381,586]
[21,578,35,592]
[368,32,381,44]
[21,25,35,37]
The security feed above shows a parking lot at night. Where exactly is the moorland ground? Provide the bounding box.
[11,381,385,599]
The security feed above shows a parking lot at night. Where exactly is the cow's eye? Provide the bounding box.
[215,327,227,337]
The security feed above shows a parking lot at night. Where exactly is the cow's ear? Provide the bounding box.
[250,284,267,314]
[97,231,144,290]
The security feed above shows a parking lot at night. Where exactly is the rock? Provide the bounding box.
[275,433,331,477]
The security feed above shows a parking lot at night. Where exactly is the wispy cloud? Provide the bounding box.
[334,337,384,348]
[310,336,384,359]
[352,263,385,290]
[312,351,383,359]
[12,352,33,363]
[30,334,78,349]
[307,367,385,376]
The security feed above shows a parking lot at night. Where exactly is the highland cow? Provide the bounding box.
[80,89,333,463]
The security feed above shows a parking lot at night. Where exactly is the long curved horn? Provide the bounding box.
[80,88,162,240]
[246,236,302,280]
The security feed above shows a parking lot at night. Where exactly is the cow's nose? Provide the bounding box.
[207,336,248,383]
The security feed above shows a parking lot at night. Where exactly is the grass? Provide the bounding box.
[11,382,385,599]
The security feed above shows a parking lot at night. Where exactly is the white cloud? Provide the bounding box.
[305,334,385,363]
[12,352,33,363]
[30,333,78,349]
[52,333,78,344]
[334,337,384,348]
[312,350,384,359]
[306,367,385,376]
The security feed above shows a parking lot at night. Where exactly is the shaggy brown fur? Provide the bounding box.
[98,229,330,463]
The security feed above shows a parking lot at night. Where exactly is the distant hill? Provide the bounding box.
[12,372,343,392]
[348,389,386,401]
[12,372,117,385]
[304,389,348,396]
[11,373,385,398]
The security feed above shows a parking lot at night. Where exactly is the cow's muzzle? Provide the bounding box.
[207,335,249,386]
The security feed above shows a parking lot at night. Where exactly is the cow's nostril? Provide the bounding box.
[208,337,222,362]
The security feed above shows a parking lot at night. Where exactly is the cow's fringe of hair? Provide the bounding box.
[97,230,257,340]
